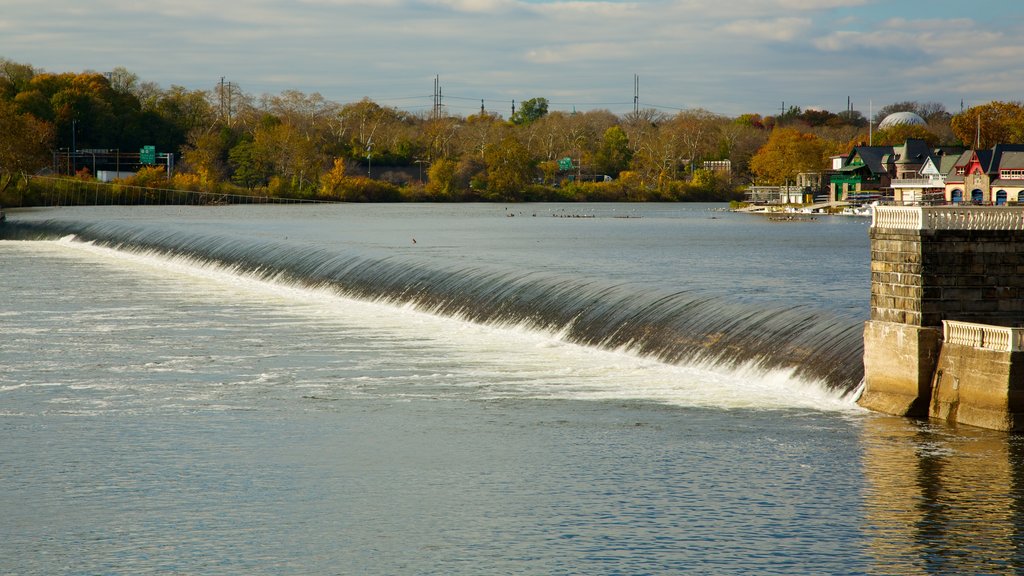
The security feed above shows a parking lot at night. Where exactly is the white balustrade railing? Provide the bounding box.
[871,206,922,229]
[890,178,944,187]
[943,320,1024,352]
[873,206,1024,230]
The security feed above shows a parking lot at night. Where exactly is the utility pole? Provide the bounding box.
[432,75,443,120]
[219,77,237,124]
[633,74,639,113]
[480,99,485,115]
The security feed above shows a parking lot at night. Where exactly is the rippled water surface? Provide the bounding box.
[4,204,1024,575]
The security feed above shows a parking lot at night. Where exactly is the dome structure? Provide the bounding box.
[878,111,927,130]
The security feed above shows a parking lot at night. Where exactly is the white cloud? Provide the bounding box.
[776,0,872,9]
[718,17,812,42]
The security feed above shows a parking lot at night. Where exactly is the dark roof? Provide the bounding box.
[997,152,1024,170]
[894,138,934,165]
[849,145,893,175]
[989,144,1024,172]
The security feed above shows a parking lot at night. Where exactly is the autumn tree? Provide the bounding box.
[426,158,458,199]
[871,123,939,147]
[749,127,830,185]
[717,120,768,181]
[483,135,534,200]
[457,112,506,160]
[253,121,324,194]
[873,100,949,124]
[665,109,725,171]
[0,99,53,197]
[951,101,1024,149]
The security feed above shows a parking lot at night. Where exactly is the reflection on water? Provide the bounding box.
[861,416,1024,574]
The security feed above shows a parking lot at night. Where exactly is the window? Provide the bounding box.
[1000,169,1024,179]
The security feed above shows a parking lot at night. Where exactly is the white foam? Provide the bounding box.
[33,236,863,413]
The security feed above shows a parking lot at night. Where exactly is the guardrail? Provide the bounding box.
[943,320,1024,352]
[872,206,1024,230]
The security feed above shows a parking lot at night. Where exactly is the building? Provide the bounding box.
[888,154,959,205]
[830,139,934,203]
[831,138,964,205]
[943,144,1024,205]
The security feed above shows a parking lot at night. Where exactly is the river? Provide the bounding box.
[2,203,1023,575]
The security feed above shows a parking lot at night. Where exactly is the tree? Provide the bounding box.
[749,128,829,185]
[0,58,37,100]
[874,100,949,124]
[228,141,267,189]
[871,123,939,147]
[511,97,548,125]
[593,126,632,177]
[0,99,53,196]
[252,122,324,194]
[665,109,724,171]
[426,158,458,199]
[483,135,534,200]
[951,101,1024,149]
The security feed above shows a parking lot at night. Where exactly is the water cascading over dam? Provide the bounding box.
[2,218,867,394]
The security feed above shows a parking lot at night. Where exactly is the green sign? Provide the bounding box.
[558,157,573,171]
[140,145,156,165]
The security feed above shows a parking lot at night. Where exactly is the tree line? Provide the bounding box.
[2,57,1023,205]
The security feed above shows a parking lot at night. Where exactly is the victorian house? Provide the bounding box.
[889,153,960,204]
[830,139,934,202]
[944,144,1024,205]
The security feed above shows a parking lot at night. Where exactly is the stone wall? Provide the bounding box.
[870,228,1024,328]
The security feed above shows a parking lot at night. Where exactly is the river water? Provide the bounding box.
[3,203,1024,575]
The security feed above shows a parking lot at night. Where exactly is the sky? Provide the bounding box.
[2,0,1023,118]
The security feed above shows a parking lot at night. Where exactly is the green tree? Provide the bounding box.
[511,97,548,125]
[228,141,267,189]
[593,126,632,176]
[0,58,37,100]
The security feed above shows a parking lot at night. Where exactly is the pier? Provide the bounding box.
[861,206,1024,430]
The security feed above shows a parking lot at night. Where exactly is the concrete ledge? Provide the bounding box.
[930,343,1024,431]
[860,321,942,416]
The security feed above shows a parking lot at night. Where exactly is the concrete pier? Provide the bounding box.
[861,206,1024,430]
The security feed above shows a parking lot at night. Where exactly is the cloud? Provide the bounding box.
[525,41,634,64]
[775,0,872,8]
[718,17,813,42]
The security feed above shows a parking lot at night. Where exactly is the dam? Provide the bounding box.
[861,205,1024,430]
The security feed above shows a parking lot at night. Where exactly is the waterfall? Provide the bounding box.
[3,219,865,393]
